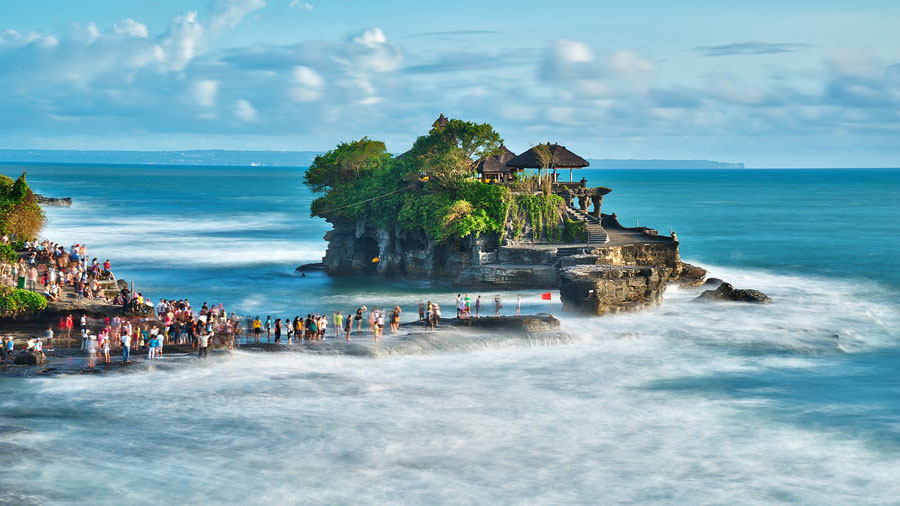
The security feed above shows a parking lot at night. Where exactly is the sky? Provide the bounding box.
[0,0,898,167]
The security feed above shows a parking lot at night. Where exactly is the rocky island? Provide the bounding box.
[306,115,712,315]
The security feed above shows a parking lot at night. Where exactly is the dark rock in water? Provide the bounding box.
[296,262,324,272]
[695,282,771,304]
[34,194,73,207]
[559,264,671,315]
[446,314,560,331]
[13,350,45,366]
[703,277,724,288]
[674,262,707,287]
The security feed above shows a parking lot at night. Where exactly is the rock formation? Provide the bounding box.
[34,194,73,207]
[558,265,671,315]
[695,283,772,304]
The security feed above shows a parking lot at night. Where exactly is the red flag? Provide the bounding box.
[541,292,552,300]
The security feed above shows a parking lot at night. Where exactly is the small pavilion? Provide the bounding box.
[505,143,590,184]
[476,145,520,183]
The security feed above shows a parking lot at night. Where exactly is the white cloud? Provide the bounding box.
[86,22,100,44]
[209,0,267,33]
[289,0,314,11]
[352,27,387,47]
[113,18,149,38]
[234,99,259,121]
[158,11,205,71]
[193,80,220,107]
[290,66,324,102]
[554,39,593,63]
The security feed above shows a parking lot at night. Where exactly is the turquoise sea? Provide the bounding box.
[1,163,899,504]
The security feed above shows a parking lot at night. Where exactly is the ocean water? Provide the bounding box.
[1,163,899,504]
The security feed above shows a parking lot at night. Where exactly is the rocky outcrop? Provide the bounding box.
[443,314,560,332]
[322,219,490,279]
[559,264,672,315]
[674,262,708,286]
[590,242,682,278]
[34,194,73,207]
[13,350,44,366]
[695,283,771,304]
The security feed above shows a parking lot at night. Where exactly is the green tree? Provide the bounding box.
[304,137,391,193]
[10,172,29,204]
[406,119,502,185]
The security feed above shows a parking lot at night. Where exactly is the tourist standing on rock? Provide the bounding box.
[45,326,54,351]
[333,311,343,338]
[265,316,272,340]
[252,316,262,342]
[86,336,97,368]
[355,307,365,333]
[65,314,73,339]
[0,336,7,361]
[198,328,210,358]
[391,306,401,333]
[475,296,482,318]
[456,294,462,318]
[6,336,13,358]
[367,309,376,335]
[494,295,502,316]
[425,301,433,330]
[274,318,282,343]
[148,332,158,360]
[102,335,110,364]
[433,303,441,327]
[516,295,521,316]
[121,331,131,363]
[344,311,353,341]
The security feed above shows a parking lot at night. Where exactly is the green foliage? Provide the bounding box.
[0,172,45,240]
[306,116,512,243]
[563,220,586,243]
[0,286,47,318]
[403,119,502,185]
[508,193,565,242]
[0,243,17,264]
[304,137,391,193]
[10,173,29,203]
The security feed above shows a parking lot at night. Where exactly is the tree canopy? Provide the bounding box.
[303,116,571,244]
[0,172,45,240]
[303,137,391,193]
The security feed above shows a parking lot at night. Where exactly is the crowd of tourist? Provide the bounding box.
[2,237,533,369]
[0,240,113,302]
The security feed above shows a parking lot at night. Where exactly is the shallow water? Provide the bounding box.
[1,164,899,504]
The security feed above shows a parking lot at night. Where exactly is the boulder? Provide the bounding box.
[695,282,771,304]
[675,262,707,286]
[559,264,672,315]
[13,350,45,366]
[703,277,724,288]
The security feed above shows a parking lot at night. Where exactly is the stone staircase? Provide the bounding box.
[586,223,608,244]
[566,206,609,245]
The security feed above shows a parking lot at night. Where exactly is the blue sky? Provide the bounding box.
[1,0,898,167]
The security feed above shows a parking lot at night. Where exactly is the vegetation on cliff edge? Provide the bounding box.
[305,118,574,243]
[0,172,46,241]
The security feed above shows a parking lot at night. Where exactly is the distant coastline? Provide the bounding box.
[0,149,744,169]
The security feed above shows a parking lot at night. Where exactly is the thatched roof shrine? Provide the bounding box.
[476,145,517,174]
[506,143,590,169]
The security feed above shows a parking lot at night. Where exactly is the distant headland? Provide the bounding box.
[0,149,743,169]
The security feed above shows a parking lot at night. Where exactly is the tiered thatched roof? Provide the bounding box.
[475,145,517,174]
[432,113,449,130]
[505,143,589,169]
